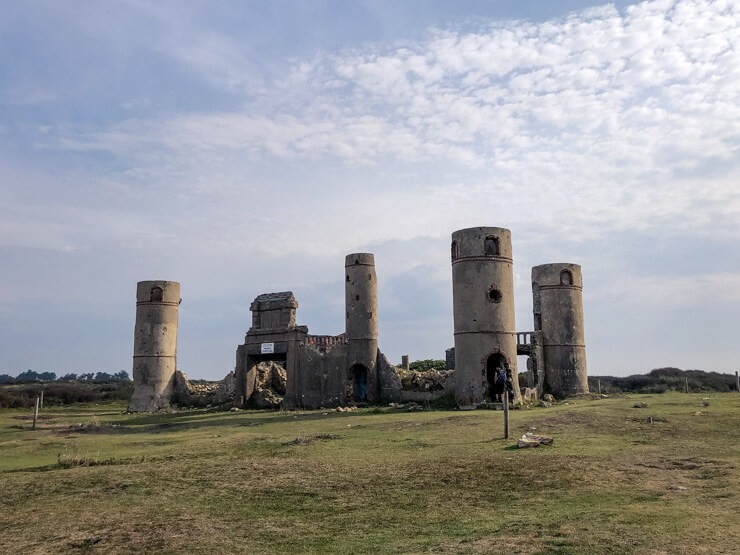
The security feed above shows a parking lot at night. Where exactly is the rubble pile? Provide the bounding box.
[251,361,287,409]
[516,431,554,448]
[398,369,454,392]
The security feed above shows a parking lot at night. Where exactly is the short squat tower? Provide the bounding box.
[345,253,378,402]
[532,264,589,396]
[451,227,521,407]
[128,280,181,412]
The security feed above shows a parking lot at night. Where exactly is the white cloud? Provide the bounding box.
[3,0,740,376]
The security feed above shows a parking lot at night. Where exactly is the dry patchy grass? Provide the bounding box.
[0,393,738,554]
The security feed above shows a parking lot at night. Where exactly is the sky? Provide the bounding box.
[1,0,738,380]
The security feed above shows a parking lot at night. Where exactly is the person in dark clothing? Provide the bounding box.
[494,366,507,402]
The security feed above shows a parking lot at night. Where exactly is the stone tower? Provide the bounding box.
[128,280,180,412]
[451,227,521,407]
[531,263,589,396]
[345,253,378,402]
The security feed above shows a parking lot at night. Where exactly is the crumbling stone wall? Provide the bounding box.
[376,351,402,403]
[173,370,235,407]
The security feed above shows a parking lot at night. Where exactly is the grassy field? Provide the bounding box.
[0,393,738,554]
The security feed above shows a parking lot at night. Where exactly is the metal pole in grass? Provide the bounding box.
[40,389,44,409]
[685,377,689,394]
[503,391,509,439]
[736,371,739,393]
[598,380,601,396]
[32,396,40,430]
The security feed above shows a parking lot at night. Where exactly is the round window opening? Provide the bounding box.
[487,287,502,303]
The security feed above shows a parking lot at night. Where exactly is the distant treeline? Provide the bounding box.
[0,380,134,409]
[0,370,130,384]
[589,368,738,394]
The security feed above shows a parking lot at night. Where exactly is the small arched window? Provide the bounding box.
[484,236,500,256]
[451,240,458,261]
[150,286,163,302]
[560,270,573,286]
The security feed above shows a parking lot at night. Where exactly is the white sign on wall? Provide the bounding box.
[260,342,275,354]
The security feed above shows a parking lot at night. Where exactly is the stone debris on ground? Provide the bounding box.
[516,432,554,448]
[521,387,539,403]
[251,361,287,409]
[387,402,426,411]
[633,402,649,408]
[397,369,454,392]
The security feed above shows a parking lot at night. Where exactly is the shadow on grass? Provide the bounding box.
[50,407,461,436]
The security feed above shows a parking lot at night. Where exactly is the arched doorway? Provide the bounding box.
[350,364,368,402]
[486,353,507,401]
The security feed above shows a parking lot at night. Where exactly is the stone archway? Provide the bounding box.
[350,364,368,402]
[485,353,508,401]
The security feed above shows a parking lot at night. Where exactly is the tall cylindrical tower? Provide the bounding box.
[345,253,378,402]
[128,280,181,412]
[451,227,521,407]
[531,263,588,397]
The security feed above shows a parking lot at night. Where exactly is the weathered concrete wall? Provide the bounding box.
[288,346,401,408]
[345,253,379,402]
[451,227,521,407]
[294,342,349,408]
[532,263,589,397]
[129,280,180,412]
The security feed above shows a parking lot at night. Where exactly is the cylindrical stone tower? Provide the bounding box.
[128,280,181,412]
[531,263,588,397]
[345,253,378,402]
[451,227,521,407]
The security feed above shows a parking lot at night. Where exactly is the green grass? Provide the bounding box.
[1,393,738,554]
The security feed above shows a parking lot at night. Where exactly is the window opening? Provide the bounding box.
[560,270,573,285]
[484,236,500,256]
[487,285,502,303]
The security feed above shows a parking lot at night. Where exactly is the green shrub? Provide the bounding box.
[408,359,447,372]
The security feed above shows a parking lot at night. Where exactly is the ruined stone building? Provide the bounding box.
[128,227,588,411]
[449,226,589,405]
[233,254,401,409]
